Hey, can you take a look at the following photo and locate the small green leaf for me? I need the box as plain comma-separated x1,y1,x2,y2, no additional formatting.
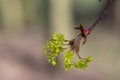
87,56,93,62
43,51,47,54
52,60,57,66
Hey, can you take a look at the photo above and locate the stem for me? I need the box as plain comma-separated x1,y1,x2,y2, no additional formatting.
88,0,113,31
76,53,81,60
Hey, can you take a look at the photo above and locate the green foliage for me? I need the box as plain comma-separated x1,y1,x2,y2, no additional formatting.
87,56,93,62
43,33,64,66
64,51,74,71
74,60,88,70
74,56,93,70
43,33,93,71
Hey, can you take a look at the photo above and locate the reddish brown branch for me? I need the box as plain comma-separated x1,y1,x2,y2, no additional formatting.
68,0,113,59
88,0,113,32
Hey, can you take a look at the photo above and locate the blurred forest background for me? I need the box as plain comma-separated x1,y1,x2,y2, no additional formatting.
0,0,120,80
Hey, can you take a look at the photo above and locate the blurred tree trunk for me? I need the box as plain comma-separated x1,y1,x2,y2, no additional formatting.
114,0,120,34
0,0,24,34
49,0,73,39
22,0,39,28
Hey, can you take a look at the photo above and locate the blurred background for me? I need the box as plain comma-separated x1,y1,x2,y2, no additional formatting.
0,0,120,80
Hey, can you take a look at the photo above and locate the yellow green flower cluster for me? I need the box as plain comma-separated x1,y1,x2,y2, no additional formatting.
43,33,93,71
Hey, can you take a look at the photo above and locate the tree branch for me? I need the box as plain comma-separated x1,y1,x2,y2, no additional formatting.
88,0,113,31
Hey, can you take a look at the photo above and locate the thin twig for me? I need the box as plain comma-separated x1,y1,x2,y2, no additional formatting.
88,0,113,31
